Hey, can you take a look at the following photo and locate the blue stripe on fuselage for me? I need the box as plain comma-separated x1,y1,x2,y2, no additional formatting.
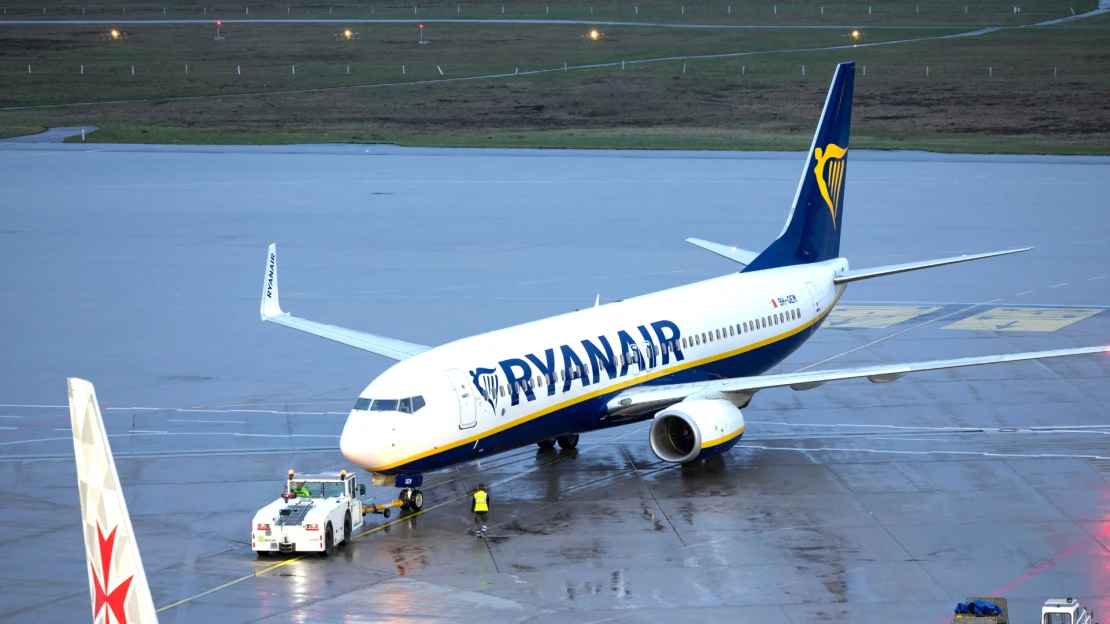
383,310,830,475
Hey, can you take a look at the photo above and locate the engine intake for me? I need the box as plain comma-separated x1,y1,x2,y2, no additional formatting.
648,399,745,464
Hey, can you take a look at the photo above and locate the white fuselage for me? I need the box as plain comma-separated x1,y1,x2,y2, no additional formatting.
339,259,848,475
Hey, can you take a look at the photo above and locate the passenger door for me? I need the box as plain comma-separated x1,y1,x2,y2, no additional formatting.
444,368,477,430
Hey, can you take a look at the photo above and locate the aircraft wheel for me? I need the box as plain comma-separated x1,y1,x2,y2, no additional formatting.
537,438,557,450
556,434,579,450
321,523,333,557
399,488,412,511
410,489,424,511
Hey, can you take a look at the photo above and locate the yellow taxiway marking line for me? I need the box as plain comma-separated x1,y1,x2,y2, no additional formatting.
156,556,305,613
155,440,599,614
826,305,941,329
942,307,1103,332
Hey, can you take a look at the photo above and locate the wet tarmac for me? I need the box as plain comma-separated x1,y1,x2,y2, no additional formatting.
0,143,1108,623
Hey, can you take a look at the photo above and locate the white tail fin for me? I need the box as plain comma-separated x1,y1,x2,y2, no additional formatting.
68,378,159,624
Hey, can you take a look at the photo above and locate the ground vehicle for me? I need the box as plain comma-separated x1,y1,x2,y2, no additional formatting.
953,596,1097,624
1042,598,1096,624
252,470,366,556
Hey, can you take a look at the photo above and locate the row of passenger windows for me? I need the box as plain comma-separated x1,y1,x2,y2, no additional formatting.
478,307,805,401
681,307,803,350
352,396,426,413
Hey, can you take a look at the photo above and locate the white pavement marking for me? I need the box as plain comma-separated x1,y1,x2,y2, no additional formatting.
1089,276,1108,281
1,431,340,448
0,426,16,430
0,404,348,415
0,415,24,418
748,444,1110,461
168,419,246,424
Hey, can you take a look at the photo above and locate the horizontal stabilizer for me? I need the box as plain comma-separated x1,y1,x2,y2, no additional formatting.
260,244,431,361
834,247,1032,284
686,238,760,268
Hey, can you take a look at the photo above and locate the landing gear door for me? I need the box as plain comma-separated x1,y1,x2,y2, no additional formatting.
445,368,477,429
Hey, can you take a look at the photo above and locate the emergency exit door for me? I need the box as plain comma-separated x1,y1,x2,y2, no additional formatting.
445,368,477,429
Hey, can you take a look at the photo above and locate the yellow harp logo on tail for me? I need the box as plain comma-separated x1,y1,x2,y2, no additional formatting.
813,143,847,228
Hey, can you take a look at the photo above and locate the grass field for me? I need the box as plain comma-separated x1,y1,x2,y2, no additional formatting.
1,2,1108,153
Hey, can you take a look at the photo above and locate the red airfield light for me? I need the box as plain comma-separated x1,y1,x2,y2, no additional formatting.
419,23,423,28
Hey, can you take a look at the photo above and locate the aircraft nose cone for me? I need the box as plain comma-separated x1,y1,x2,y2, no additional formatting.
340,411,382,470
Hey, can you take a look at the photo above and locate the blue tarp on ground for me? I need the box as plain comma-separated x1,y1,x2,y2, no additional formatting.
955,601,1004,616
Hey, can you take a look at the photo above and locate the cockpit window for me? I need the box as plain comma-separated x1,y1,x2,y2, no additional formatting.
355,396,426,413
371,399,399,411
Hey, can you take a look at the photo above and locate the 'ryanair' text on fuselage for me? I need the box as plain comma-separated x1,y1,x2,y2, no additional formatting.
472,320,684,409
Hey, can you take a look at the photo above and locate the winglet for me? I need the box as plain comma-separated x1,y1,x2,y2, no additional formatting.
594,294,600,308
261,243,285,319
68,378,159,624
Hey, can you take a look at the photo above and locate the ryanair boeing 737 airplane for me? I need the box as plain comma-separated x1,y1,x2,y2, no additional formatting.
259,62,1108,511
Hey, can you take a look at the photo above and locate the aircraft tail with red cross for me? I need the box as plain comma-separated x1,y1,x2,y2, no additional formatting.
68,378,159,624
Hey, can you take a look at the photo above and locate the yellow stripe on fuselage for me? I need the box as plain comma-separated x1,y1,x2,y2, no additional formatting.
368,287,845,472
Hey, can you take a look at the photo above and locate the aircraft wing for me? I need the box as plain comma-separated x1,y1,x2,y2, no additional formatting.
261,244,431,361
605,345,1109,417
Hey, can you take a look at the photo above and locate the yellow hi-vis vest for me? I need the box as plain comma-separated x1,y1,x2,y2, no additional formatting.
473,490,488,512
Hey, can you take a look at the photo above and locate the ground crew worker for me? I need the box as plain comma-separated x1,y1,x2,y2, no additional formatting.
294,483,310,497
472,483,489,538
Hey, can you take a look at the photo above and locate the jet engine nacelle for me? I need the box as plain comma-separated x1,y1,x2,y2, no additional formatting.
648,399,746,464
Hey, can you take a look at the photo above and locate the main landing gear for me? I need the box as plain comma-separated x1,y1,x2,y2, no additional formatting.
537,434,579,450
399,487,424,512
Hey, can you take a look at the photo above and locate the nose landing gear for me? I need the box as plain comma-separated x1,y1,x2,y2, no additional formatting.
399,487,424,511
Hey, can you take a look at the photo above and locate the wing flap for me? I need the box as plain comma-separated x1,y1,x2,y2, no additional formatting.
608,345,1108,416
260,244,431,361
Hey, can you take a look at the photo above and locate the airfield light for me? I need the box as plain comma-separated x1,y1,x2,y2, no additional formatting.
851,29,860,39
111,29,120,39
590,29,599,40
345,29,352,38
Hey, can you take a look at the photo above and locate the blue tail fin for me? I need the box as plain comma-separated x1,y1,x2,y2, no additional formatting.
744,62,854,272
